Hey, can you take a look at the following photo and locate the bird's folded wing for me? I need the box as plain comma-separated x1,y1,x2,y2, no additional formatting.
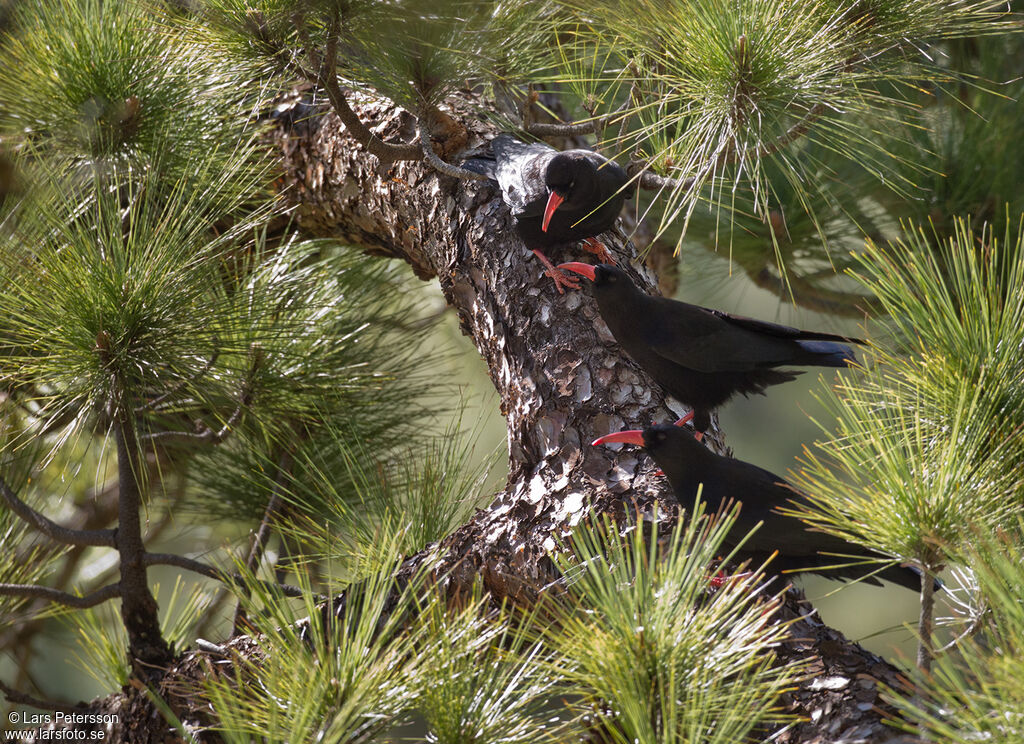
640,299,791,372
707,308,865,344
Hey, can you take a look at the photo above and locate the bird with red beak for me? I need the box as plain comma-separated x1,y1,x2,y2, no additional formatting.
559,262,863,434
462,135,631,293
592,424,936,591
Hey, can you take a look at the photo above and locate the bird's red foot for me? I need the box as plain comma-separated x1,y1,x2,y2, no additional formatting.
532,249,581,294
581,236,615,265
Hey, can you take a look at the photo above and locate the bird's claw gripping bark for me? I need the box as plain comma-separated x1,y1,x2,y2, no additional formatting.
581,236,615,265
532,249,581,294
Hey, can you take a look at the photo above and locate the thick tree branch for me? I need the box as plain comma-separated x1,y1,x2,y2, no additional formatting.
72,90,922,744
0,582,121,608
0,477,116,547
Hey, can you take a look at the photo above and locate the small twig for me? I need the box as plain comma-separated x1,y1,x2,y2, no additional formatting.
628,161,696,192
141,345,260,446
525,94,633,138
0,582,121,609
0,678,87,714
317,25,421,163
757,101,828,159
194,638,229,657
135,351,219,414
615,80,641,147
418,118,488,180
917,566,937,673
0,477,116,547
935,610,988,654
233,452,292,633
143,553,310,599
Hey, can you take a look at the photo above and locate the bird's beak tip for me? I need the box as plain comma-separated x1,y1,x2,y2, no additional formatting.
592,430,645,447
542,191,564,232
558,262,596,281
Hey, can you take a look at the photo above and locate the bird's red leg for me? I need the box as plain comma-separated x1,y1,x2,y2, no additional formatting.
672,410,703,442
708,570,753,589
673,411,694,427
581,236,616,265
531,249,581,294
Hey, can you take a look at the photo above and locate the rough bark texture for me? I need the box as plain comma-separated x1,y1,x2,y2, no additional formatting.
14,90,921,742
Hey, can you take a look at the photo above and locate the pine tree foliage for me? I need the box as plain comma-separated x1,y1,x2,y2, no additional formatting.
203,547,432,743
0,0,460,696
793,218,1024,559
545,508,801,744
791,217,1024,668
893,525,1024,743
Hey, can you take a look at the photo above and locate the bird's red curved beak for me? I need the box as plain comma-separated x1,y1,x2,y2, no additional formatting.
592,429,645,447
557,262,596,281
542,191,564,232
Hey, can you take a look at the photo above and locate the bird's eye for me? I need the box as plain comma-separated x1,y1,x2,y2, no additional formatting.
607,273,617,282
654,431,666,442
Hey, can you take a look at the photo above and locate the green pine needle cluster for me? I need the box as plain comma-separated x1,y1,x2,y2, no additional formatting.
200,508,797,743
547,0,1010,255
546,507,800,744
0,0,254,183
205,549,427,743
791,218,1024,575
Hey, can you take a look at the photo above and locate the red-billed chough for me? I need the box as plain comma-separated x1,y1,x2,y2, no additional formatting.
559,262,863,433
593,424,934,591
464,135,630,293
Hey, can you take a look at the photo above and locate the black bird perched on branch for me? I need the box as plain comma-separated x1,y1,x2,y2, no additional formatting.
593,424,933,591
464,135,630,293
559,262,863,434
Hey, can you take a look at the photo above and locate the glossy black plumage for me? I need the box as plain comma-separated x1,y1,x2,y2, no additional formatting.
464,135,630,291
602,425,929,591
562,263,863,432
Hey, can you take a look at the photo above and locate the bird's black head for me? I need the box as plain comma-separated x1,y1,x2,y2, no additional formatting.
641,424,698,455
544,153,596,198
591,263,629,288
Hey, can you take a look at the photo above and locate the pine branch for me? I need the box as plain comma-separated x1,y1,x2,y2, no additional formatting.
0,582,121,608
628,161,695,192
0,678,88,714
525,92,633,138
0,477,116,547
317,25,421,164
233,452,293,632
143,553,310,599
917,566,937,672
